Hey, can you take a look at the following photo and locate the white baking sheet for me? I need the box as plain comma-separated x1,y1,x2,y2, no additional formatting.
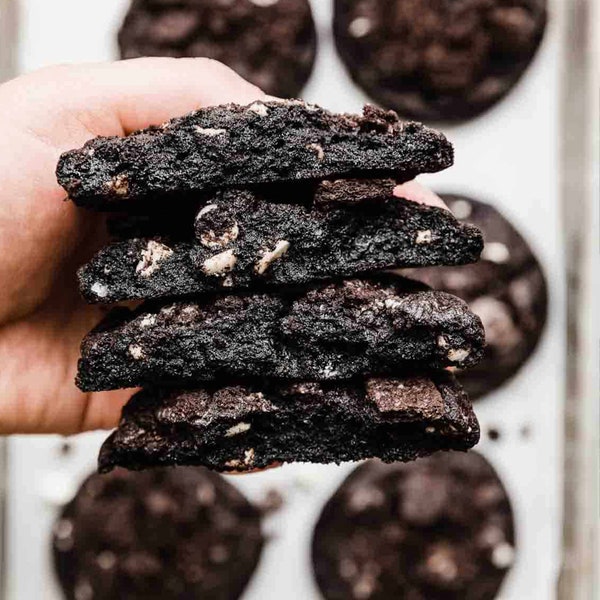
6,1,567,599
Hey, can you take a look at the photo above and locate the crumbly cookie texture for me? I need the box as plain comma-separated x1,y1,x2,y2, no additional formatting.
312,451,515,600
56,101,453,208
53,468,263,600
79,184,483,303
98,371,480,473
76,276,485,391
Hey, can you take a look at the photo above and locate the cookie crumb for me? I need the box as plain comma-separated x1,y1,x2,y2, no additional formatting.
482,242,510,264
255,240,290,275
108,173,129,197
197,204,218,219
96,551,117,571
244,448,256,465
225,422,251,438
203,249,237,276
248,102,269,116
491,542,515,569
450,199,472,219
348,17,372,38
139,314,157,328
447,348,470,362
416,230,432,244
200,222,240,249
306,143,325,160
135,240,173,278
91,282,108,299
128,344,145,360
195,127,227,137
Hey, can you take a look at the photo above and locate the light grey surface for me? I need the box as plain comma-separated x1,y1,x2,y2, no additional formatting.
5,0,573,599
558,1,599,598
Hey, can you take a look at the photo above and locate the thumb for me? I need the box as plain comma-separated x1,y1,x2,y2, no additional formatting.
1,57,267,150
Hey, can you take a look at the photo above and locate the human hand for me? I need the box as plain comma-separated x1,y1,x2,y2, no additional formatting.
0,58,447,434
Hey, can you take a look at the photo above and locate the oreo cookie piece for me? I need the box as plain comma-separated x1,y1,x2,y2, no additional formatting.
76,276,485,391
333,0,547,121
405,194,548,399
56,101,453,209
98,372,480,473
118,0,317,99
312,452,515,600
80,182,483,304
52,468,263,600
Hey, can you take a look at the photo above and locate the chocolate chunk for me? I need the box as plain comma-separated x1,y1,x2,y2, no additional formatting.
119,0,317,99
404,194,548,399
56,101,453,209
333,0,547,121
312,452,515,599
98,371,479,473
53,468,263,600
80,183,483,303
76,276,485,391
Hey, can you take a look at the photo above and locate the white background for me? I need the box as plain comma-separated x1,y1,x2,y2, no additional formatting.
6,1,566,598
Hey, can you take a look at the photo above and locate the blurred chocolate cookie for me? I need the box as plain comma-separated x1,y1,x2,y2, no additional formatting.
52,468,263,600
406,193,548,399
119,0,317,98
312,452,515,600
333,0,547,121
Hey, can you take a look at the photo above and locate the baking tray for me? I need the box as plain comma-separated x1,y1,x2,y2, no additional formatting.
1,0,595,598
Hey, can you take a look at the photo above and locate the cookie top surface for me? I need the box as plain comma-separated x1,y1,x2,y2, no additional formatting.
334,0,547,121
312,452,515,600
405,193,548,399
52,467,263,600
119,0,317,98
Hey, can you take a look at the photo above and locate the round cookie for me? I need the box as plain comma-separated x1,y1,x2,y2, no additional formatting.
52,468,263,600
312,452,515,600
118,0,317,99
333,0,547,121
406,193,548,400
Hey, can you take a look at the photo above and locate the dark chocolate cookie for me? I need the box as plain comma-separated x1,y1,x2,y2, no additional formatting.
52,467,263,600
56,101,453,209
99,372,480,473
405,193,548,399
80,181,483,303
333,0,547,121
118,0,317,99
312,452,515,600
76,276,486,391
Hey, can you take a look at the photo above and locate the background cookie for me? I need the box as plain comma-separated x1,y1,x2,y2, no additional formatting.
52,468,263,600
333,0,547,121
312,452,515,600
405,193,548,400
119,0,317,98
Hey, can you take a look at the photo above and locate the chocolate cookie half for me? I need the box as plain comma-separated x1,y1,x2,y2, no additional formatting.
312,452,515,600
80,182,483,303
333,0,547,121
118,0,317,98
52,468,263,600
56,101,453,209
98,371,479,473
76,276,485,391
405,193,548,399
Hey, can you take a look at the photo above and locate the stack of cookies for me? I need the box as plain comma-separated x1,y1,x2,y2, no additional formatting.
57,100,486,473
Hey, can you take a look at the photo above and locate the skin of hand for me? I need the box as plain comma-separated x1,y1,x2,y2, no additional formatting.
0,57,447,435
